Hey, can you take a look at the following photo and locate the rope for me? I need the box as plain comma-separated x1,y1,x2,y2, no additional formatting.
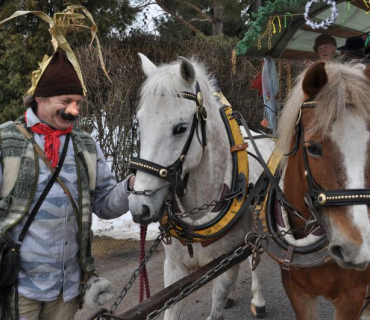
139,225,151,303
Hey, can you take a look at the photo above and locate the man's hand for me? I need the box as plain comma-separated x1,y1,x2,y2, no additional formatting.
83,276,116,309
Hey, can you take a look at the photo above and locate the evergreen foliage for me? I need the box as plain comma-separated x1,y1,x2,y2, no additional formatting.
0,0,135,122
235,0,305,56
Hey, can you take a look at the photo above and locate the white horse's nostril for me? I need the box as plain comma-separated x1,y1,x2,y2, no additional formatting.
142,205,151,221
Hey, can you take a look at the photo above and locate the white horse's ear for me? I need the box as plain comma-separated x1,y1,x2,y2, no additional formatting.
179,57,195,86
138,53,157,77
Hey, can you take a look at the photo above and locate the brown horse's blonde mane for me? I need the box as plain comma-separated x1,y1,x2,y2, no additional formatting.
277,62,370,159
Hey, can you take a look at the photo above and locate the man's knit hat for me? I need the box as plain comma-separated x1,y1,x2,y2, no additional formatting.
313,34,337,52
34,49,83,97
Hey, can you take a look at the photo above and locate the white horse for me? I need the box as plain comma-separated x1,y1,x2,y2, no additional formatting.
129,53,275,320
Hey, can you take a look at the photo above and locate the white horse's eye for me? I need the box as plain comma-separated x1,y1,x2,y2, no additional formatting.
173,123,188,135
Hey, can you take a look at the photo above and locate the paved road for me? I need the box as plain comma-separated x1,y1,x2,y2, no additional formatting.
75,236,334,320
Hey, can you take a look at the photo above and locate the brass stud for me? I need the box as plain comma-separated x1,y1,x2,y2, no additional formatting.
180,155,186,162
159,169,168,178
318,193,327,205
304,171,308,177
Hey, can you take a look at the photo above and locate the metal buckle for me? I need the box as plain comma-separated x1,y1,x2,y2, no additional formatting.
282,259,291,270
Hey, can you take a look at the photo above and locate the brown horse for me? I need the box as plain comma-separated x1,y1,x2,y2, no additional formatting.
276,61,370,320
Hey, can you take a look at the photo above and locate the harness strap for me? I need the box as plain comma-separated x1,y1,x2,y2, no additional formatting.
230,142,248,153
282,245,295,270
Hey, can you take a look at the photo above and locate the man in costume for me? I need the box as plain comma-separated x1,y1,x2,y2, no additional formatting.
0,8,135,320
313,34,337,62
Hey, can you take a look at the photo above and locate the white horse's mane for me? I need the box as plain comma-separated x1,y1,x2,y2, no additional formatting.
277,62,370,156
138,58,220,114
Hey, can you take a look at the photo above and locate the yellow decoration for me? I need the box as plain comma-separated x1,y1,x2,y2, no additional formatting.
0,6,111,96
271,16,282,34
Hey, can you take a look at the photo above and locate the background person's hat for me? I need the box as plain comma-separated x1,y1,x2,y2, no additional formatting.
337,36,365,51
313,34,337,52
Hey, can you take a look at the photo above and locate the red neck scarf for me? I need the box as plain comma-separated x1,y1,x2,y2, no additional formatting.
26,113,73,168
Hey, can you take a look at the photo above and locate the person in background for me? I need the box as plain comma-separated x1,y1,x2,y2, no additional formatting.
337,35,368,62
313,34,337,62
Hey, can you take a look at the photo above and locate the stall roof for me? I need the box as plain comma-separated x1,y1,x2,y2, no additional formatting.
242,0,370,60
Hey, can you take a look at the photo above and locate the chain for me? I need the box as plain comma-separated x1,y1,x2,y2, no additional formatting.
131,183,171,196
145,243,252,320
257,19,273,51
109,228,167,315
172,189,243,218
144,222,297,320
231,49,237,76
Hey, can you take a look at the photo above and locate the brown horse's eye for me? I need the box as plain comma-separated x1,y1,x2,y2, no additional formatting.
307,144,322,156
173,123,188,135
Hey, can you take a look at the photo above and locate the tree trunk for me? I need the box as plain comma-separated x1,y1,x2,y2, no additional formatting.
250,0,261,13
213,0,224,36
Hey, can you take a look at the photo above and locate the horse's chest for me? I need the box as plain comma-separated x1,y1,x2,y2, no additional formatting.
165,242,219,269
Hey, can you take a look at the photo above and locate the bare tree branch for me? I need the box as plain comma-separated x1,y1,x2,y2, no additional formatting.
176,0,214,23
133,1,157,11
155,0,203,35
189,18,212,23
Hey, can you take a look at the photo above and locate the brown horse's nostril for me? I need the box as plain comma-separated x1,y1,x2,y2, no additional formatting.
330,245,344,261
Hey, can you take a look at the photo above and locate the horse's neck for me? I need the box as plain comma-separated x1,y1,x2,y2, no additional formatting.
181,122,232,218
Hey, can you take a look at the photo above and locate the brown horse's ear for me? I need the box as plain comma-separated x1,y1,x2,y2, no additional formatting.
364,65,370,81
302,62,328,98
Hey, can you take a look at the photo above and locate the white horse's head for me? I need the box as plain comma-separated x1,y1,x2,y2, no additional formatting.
129,53,225,225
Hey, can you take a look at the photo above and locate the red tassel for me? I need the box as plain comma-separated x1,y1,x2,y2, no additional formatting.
139,225,151,303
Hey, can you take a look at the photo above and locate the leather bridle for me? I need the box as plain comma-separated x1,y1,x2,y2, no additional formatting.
293,99,370,225
129,81,207,198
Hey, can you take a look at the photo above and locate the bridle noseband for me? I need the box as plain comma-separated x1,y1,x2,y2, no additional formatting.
129,81,207,198
294,99,370,222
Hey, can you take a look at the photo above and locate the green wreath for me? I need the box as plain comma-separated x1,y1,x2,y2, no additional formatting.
236,0,306,56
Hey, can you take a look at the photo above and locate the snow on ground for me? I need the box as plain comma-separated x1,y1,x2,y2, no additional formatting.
92,213,160,240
